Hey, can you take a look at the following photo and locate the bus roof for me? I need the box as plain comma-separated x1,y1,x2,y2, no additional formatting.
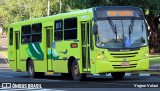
9,8,92,27
93,6,142,10
9,6,142,27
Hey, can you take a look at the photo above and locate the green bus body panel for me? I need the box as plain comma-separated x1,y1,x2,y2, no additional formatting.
20,61,26,71
28,43,44,60
7,7,149,75
8,28,16,71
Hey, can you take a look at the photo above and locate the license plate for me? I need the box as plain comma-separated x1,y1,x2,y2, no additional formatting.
121,62,130,66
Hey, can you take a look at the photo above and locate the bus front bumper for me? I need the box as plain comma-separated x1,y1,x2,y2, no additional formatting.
95,59,149,74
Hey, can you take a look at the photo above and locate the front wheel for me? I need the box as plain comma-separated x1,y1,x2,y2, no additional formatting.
71,61,86,81
111,72,125,80
27,60,44,78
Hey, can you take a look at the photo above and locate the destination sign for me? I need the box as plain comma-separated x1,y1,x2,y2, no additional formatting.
95,9,143,19
107,10,133,17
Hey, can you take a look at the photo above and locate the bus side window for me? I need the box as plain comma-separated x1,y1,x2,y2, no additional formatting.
22,35,30,43
21,25,31,44
32,23,42,43
64,18,77,40
54,20,63,41
10,28,13,45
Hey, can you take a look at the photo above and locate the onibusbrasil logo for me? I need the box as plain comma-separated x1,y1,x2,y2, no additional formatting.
1,83,42,89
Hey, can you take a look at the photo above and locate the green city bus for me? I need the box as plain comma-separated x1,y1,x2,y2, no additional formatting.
8,6,149,81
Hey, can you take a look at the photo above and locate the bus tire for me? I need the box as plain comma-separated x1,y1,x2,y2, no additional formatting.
71,60,86,81
111,72,125,80
27,60,44,78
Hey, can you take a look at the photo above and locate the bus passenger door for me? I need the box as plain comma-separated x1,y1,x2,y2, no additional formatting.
46,27,53,71
81,21,91,72
15,31,20,70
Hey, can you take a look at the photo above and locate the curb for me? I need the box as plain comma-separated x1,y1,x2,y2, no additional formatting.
130,70,160,76
92,73,160,77
130,73,160,76
130,73,151,76
92,73,157,77
149,68,160,71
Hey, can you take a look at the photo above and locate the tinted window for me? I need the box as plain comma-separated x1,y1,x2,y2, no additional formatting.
32,23,42,42
54,20,63,41
9,28,13,45
22,25,31,35
64,18,77,40
21,25,31,44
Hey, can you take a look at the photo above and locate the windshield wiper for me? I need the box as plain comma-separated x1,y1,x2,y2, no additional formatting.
141,21,146,43
128,18,135,40
108,18,117,40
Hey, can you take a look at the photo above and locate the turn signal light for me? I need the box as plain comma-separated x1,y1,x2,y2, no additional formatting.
98,53,101,60
70,43,78,48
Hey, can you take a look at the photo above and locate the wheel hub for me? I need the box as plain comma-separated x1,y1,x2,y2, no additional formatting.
73,65,79,76
29,65,33,75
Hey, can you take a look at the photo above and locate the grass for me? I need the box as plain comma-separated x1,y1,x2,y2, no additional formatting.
149,56,160,65
149,55,160,58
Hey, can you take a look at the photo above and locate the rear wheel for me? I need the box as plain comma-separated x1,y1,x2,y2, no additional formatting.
27,60,44,78
71,61,86,81
111,72,125,80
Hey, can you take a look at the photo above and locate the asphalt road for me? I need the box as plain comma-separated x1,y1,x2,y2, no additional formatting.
0,69,160,91
0,52,160,90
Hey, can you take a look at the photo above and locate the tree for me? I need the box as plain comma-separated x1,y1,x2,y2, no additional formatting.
0,0,47,32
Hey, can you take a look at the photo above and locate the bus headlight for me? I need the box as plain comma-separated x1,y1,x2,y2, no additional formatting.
98,53,101,60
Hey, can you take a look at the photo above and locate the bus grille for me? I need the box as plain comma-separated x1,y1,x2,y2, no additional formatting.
110,52,138,58
112,64,137,69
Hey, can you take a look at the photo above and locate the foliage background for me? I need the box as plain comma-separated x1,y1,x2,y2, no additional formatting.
1,0,160,53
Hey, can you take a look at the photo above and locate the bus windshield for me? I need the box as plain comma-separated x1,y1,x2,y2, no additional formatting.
96,19,147,49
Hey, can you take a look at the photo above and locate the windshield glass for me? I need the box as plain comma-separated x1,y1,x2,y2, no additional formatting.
96,19,147,49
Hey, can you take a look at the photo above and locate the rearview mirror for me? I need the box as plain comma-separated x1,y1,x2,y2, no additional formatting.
93,24,98,35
